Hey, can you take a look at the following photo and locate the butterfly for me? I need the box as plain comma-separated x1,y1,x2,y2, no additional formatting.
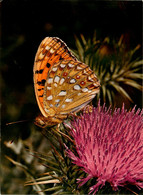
34,37,100,128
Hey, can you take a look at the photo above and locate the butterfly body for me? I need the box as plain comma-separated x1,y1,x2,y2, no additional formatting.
34,37,100,128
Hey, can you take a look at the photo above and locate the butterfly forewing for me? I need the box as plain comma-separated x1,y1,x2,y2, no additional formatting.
34,37,100,127
34,37,77,117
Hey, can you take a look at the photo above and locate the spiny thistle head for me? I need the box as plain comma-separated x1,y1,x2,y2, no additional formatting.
74,34,143,105
66,103,143,194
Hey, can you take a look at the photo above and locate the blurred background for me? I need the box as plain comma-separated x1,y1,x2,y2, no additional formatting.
1,0,142,194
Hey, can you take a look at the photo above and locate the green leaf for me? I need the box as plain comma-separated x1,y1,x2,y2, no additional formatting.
123,81,142,91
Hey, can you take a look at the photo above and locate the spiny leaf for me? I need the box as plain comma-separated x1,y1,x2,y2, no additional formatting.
25,179,60,186
74,35,84,61
126,73,143,79
5,155,44,195
44,186,63,192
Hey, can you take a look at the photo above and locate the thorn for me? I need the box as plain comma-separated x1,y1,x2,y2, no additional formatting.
6,119,31,126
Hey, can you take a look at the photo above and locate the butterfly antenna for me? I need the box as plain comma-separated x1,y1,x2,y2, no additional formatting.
6,119,32,126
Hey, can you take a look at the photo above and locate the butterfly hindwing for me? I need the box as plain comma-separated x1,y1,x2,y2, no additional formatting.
44,60,100,115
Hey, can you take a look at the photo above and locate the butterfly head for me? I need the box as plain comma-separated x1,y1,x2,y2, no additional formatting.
34,114,63,128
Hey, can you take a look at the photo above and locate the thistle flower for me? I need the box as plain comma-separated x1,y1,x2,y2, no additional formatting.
65,103,143,194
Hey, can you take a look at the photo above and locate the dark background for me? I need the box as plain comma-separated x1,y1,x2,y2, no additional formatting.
2,0,142,125
1,0,142,194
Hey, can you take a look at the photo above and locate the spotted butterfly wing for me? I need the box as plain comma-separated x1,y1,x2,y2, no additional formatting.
34,37,100,127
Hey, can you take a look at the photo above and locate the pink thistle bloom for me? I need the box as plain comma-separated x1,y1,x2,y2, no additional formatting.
65,103,143,194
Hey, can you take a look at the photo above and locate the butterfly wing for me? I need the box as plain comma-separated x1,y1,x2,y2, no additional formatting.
44,59,100,117
33,37,77,117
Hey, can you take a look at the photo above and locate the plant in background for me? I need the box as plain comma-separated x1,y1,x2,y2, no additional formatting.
25,126,88,194
73,34,143,105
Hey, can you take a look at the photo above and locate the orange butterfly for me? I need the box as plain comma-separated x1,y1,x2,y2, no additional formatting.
34,37,100,128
